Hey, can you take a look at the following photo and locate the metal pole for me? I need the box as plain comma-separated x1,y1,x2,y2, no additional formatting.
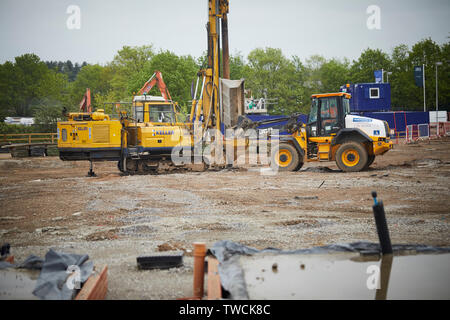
221,13,230,79
423,64,426,112
436,63,438,125
435,62,443,134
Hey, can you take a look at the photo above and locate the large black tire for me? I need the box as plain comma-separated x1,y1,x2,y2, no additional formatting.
294,160,304,171
335,142,368,172
271,143,302,172
365,155,375,169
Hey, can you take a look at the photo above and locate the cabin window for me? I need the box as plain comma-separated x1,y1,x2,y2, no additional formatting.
133,105,144,122
369,88,380,99
61,129,67,142
343,98,351,115
320,97,339,135
148,104,175,123
309,99,318,123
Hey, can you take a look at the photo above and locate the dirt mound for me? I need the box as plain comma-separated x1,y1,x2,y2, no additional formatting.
158,242,191,256
274,219,321,228
85,229,119,241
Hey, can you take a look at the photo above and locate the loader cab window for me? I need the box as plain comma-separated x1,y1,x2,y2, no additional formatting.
320,97,340,136
309,99,318,123
343,98,350,116
307,98,319,137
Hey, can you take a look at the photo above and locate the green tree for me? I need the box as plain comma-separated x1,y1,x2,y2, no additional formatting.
46,60,86,82
319,58,351,93
70,64,113,111
298,55,351,110
33,98,65,132
408,38,443,111
438,41,450,110
109,45,155,100
300,55,327,109
302,55,351,92
303,55,327,89
243,47,304,114
0,54,67,118
0,61,15,121
0,122,36,134
129,50,199,109
388,44,418,110
229,53,246,80
93,91,124,115
350,48,392,84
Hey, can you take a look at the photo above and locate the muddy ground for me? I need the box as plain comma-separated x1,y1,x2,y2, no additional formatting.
0,138,449,299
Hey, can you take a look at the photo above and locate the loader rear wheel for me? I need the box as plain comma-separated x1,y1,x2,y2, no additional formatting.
335,142,368,172
272,143,302,172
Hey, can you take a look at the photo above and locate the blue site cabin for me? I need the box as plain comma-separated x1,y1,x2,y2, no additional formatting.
340,82,429,136
340,83,391,113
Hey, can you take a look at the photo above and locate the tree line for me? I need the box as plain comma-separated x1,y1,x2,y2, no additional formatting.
45,60,88,82
0,38,448,133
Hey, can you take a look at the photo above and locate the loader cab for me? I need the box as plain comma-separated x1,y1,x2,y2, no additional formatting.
132,95,177,124
307,93,351,137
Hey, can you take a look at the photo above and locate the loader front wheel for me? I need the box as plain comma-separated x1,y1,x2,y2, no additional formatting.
365,155,375,169
336,142,368,172
272,143,302,172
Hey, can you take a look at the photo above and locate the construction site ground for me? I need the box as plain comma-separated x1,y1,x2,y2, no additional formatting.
1,137,449,299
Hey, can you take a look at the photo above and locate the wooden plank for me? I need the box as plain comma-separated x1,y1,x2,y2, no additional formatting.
1,133,56,145
6,133,56,136
75,265,108,300
207,257,222,300
5,138,30,142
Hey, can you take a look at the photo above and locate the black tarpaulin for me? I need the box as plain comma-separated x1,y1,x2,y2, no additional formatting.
0,249,94,300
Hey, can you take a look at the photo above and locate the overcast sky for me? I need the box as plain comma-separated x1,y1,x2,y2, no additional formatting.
0,0,449,65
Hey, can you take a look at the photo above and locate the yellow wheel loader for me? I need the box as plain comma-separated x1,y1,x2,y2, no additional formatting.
268,92,393,172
